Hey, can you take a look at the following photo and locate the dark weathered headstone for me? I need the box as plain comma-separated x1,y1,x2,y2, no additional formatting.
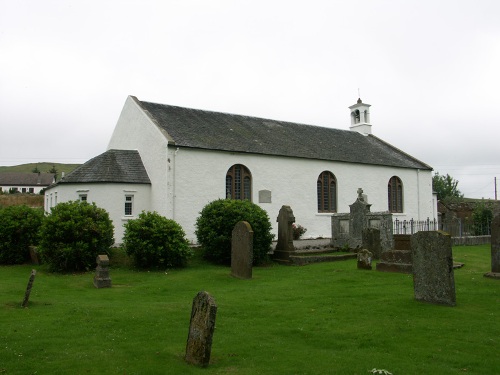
350,192,371,242
93,254,111,288
29,246,41,265
411,231,456,306
485,214,500,279
231,221,253,279
185,291,217,367
21,269,36,308
357,249,373,270
362,228,382,259
273,205,296,261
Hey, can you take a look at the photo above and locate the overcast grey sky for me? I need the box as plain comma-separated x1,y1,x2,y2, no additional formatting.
1,0,499,199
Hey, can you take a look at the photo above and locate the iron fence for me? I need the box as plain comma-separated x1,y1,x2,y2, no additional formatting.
392,218,491,237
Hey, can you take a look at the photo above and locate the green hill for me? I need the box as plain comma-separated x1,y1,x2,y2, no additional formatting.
0,163,81,180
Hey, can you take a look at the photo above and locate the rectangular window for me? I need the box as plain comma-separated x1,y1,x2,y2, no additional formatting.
29,188,34,193
125,195,133,216
79,194,87,202
22,188,27,193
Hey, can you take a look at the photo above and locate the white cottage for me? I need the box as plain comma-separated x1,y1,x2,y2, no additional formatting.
45,96,436,243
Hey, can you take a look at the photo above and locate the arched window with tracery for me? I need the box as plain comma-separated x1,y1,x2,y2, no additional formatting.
388,176,403,213
317,171,337,212
226,164,252,201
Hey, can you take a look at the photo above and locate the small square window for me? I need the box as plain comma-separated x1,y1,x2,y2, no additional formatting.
79,194,87,202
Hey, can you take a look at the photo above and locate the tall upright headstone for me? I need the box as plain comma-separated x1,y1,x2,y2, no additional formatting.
273,205,296,261
411,231,456,306
185,291,217,367
231,221,253,279
485,214,500,279
362,228,382,259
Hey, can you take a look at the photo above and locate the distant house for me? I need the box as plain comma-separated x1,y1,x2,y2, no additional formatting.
45,96,437,243
0,172,55,194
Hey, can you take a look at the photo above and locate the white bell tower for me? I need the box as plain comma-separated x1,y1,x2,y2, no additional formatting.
349,98,372,135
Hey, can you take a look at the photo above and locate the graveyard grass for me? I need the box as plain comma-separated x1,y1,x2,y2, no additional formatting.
1,245,498,375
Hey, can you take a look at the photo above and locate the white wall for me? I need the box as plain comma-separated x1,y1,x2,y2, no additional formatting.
107,96,170,216
44,183,151,242
169,147,436,242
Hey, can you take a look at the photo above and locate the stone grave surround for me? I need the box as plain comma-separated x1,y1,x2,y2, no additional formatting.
231,221,254,279
331,190,393,252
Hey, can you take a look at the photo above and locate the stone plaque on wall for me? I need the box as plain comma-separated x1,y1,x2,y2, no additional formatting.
258,190,272,203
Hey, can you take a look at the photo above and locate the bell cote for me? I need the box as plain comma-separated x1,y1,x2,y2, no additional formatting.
349,98,372,135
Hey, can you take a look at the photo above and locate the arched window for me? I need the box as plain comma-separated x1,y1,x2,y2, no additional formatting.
226,164,252,201
317,171,337,212
388,176,403,213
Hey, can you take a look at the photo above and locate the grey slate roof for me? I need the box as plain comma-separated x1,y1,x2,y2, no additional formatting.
136,97,432,170
0,172,55,186
58,149,151,184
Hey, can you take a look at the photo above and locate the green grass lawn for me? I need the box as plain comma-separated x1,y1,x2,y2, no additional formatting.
1,245,498,375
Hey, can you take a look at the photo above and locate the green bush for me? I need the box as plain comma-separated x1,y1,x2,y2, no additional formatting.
195,199,274,265
38,201,114,272
0,205,44,264
123,211,192,269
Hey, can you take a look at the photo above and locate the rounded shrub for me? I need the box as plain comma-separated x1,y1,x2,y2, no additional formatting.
38,201,114,272
123,211,192,269
0,205,44,265
195,199,274,265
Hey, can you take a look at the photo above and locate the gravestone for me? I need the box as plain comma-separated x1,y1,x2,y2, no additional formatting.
411,231,456,306
231,221,253,279
273,205,296,261
350,190,372,243
485,214,500,279
21,269,36,308
29,246,41,265
93,255,112,288
362,228,382,259
185,291,217,367
357,249,373,270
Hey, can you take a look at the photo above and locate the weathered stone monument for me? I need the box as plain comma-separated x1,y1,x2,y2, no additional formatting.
29,246,41,265
485,214,500,279
362,228,382,259
93,254,111,288
185,291,217,367
273,205,296,261
231,221,253,279
21,269,36,308
357,249,373,270
331,189,393,252
411,231,456,306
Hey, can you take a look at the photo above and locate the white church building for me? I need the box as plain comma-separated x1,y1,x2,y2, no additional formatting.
45,96,437,243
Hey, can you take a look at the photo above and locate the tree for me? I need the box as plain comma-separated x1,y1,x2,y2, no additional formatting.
432,172,463,201
48,165,58,181
32,165,40,173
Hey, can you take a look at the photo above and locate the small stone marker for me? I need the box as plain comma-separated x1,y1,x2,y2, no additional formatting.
231,221,253,279
357,249,373,270
411,231,456,306
185,291,217,367
22,269,36,308
93,254,111,288
485,214,500,279
273,205,296,261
